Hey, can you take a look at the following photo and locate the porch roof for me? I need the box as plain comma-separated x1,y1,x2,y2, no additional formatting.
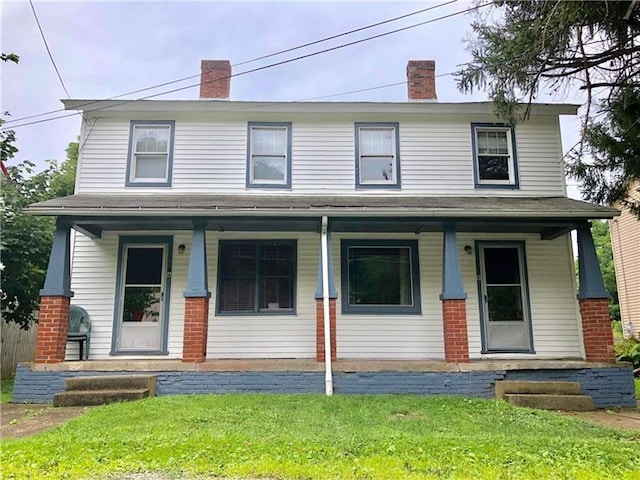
28,194,617,218
28,195,618,239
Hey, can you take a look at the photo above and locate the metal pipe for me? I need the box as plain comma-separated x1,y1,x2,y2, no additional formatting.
321,215,333,396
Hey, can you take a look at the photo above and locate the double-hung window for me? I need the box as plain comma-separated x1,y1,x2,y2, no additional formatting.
247,122,292,188
355,123,400,188
341,240,421,314
471,123,518,188
126,121,175,187
217,240,296,315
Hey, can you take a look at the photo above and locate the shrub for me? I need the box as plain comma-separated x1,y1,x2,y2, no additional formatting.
615,337,640,371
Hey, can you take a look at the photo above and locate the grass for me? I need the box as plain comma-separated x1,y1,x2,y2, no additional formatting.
1,378,14,403
1,395,639,479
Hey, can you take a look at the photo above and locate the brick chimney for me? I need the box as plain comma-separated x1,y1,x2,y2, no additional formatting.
406,60,437,101
199,60,231,99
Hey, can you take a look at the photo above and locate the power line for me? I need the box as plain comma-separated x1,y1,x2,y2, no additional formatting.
4,0,457,126
28,0,70,99
5,1,491,130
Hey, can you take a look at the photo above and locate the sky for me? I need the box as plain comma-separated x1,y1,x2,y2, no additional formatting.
1,0,585,197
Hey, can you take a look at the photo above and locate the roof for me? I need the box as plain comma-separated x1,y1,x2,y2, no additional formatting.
62,99,579,117
28,194,618,219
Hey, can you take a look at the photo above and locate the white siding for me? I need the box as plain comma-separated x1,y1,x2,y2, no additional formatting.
70,230,582,361
207,232,317,359
76,113,566,196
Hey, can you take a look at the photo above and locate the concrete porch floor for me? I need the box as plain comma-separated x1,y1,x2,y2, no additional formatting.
28,358,624,373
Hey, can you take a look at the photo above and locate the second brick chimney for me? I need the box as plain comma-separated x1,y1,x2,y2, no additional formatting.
200,60,231,99
406,60,437,101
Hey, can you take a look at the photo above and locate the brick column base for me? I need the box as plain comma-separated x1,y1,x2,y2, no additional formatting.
316,299,336,362
34,296,71,363
442,299,470,363
182,297,210,363
579,298,615,362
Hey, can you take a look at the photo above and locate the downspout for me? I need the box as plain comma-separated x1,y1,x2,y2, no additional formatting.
321,215,333,396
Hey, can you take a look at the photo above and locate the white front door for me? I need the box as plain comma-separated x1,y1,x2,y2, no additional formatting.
478,243,533,353
116,242,170,352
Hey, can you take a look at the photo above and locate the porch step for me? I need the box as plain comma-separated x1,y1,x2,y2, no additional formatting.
53,388,150,407
495,380,581,399
65,375,156,395
503,393,595,411
53,375,157,407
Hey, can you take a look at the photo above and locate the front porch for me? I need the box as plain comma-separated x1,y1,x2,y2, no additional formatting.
13,359,636,407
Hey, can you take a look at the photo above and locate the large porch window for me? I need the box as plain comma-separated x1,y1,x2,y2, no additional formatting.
217,240,296,315
341,240,421,314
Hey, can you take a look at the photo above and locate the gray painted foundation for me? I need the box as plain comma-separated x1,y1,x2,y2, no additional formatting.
13,363,636,407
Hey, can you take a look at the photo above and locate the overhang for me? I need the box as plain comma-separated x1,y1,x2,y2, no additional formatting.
27,194,618,240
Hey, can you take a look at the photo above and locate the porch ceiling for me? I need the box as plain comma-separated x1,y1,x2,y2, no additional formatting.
27,194,618,240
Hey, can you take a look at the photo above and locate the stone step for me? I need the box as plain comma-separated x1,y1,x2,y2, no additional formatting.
53,388,150,407
65,375,156,395
495,380,581,399
503,393,595,411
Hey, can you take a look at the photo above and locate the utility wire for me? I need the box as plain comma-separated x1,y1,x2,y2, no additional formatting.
5,0,457,126
28,0,71,99
5,1,491,130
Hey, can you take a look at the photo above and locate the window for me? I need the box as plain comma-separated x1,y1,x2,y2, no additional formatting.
217,240,296,314
471,123,519,188
247,122,292,188
355,123,401,188
126,121,175,187
341,240,420,314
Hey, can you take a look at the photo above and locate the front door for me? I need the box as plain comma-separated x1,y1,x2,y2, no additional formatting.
478,242,533,353
114,239,172,353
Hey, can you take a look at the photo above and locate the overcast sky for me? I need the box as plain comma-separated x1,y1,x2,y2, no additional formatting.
2,0,584,196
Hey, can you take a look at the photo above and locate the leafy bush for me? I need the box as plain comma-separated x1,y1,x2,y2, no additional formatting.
615,337,640,370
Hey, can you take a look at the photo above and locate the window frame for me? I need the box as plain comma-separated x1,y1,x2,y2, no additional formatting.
340,239,421,315
215,239,297,316
246,122,292,189
125,120,175,187
471,123,519,189
355,122,401,189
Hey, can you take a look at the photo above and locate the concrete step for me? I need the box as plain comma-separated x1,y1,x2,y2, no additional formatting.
53,388,150,407
503,393,595,411
65,375,156,395
495,380,581,399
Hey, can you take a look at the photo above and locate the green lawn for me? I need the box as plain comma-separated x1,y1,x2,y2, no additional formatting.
1,378,13,403
2,395,639,479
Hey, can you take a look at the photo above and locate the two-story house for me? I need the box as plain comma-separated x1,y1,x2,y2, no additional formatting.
14,60,636,407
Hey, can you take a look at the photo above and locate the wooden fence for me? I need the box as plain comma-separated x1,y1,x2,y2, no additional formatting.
1,321,38,378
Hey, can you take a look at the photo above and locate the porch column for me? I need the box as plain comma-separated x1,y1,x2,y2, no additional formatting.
440,226,469,363
182,221,211,363
576,224,614,362
315,230,337,362
35,219,74,363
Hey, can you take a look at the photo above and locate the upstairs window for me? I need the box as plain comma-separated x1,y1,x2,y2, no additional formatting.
126,121,175,187
471,123,519,188
355,123,401,188
247,122,292,188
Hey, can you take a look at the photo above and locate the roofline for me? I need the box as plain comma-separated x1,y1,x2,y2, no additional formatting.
62,99,580,116
26,205,618,219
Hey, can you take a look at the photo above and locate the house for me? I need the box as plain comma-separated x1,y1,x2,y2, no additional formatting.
610,186,640,339
14,60,636,407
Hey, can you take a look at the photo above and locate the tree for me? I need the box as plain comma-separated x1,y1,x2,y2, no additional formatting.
1,143,78,329
457,1,640,214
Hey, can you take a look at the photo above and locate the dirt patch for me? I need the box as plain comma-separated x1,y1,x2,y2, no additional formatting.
1,403,90,439
559,403,640,432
